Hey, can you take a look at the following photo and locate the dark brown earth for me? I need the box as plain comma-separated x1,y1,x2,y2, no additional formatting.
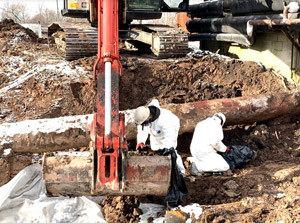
1,19,300,222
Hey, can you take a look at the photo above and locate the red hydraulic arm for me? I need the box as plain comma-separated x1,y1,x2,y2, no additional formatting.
90,0,125,193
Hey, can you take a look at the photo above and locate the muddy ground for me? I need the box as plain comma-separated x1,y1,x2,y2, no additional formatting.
1,19,300,222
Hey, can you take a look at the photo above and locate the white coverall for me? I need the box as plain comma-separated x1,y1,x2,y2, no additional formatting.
137,99,186,175
190,116,230,172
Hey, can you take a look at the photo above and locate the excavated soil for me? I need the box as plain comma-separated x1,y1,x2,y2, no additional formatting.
1,19,300,222
100,196,142,223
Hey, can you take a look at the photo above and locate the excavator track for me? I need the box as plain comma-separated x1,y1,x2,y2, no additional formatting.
48,23,189,60
48,22,97,61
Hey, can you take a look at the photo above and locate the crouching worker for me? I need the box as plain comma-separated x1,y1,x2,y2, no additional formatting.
189,113,230,175
134,99,187,208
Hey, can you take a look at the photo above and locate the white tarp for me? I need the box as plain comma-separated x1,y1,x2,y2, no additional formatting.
0,164,106,223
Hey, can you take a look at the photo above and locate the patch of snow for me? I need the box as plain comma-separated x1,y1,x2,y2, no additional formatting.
9,31,32,46
0,114,94,146
1,56,25,69
0,57,89,96
22,50,35,56
176,203,203,222
55,151,91,157
35,59,87,77
186,49,233,61
275,193,285,199
3,149,12,156
139,203,165,223
0,69,38,95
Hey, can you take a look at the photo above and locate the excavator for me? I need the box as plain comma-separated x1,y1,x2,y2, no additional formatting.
48,0,190,60
42,0,175,197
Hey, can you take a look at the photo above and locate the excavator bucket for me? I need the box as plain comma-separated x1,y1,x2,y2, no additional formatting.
42,152,171,196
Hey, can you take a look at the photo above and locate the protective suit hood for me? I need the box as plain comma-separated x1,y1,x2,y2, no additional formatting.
213,113,226,126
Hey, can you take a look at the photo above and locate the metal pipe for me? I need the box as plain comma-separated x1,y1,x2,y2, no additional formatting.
105,61,112,135
189,1,223,18
188,33,254,47
229,0,287,16
189,0,294,17
186,14,284,34
248,18,300,26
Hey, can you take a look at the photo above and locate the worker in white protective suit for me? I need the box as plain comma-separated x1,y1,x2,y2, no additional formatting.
134,99,186,176
189,113,230,175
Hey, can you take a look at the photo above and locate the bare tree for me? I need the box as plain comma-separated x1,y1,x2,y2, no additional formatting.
1,1,30,23
28,1,63,25
29,8,58,25
37,2,44,17
1,0,82,25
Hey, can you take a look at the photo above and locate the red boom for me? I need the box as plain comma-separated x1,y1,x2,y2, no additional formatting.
91,0,124,193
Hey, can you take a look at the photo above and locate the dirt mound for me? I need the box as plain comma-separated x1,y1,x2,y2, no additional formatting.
68,52,296,113
120,52,295,109
101,196,142,223
0,19,38,41
0,19,38,55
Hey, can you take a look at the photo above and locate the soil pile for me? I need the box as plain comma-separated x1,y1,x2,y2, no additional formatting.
120,52,294,109
101,196,142,223
1,20,300,222
0,19,38,56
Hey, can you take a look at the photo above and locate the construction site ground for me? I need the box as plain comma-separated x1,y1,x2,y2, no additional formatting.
1,19,300,222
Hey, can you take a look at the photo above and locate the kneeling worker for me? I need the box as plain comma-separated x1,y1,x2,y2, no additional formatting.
134,99,186,176
189,113,230,175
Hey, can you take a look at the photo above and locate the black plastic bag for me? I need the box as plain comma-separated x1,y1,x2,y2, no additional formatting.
220,145,255,171
157,148,188,208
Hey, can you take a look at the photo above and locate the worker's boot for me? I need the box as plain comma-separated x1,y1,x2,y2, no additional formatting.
223,169,233,176
190,162,203,176
212,172,223,176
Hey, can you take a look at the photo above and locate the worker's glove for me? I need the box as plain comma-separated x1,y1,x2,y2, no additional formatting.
136,142,144,150
225,147,230,152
